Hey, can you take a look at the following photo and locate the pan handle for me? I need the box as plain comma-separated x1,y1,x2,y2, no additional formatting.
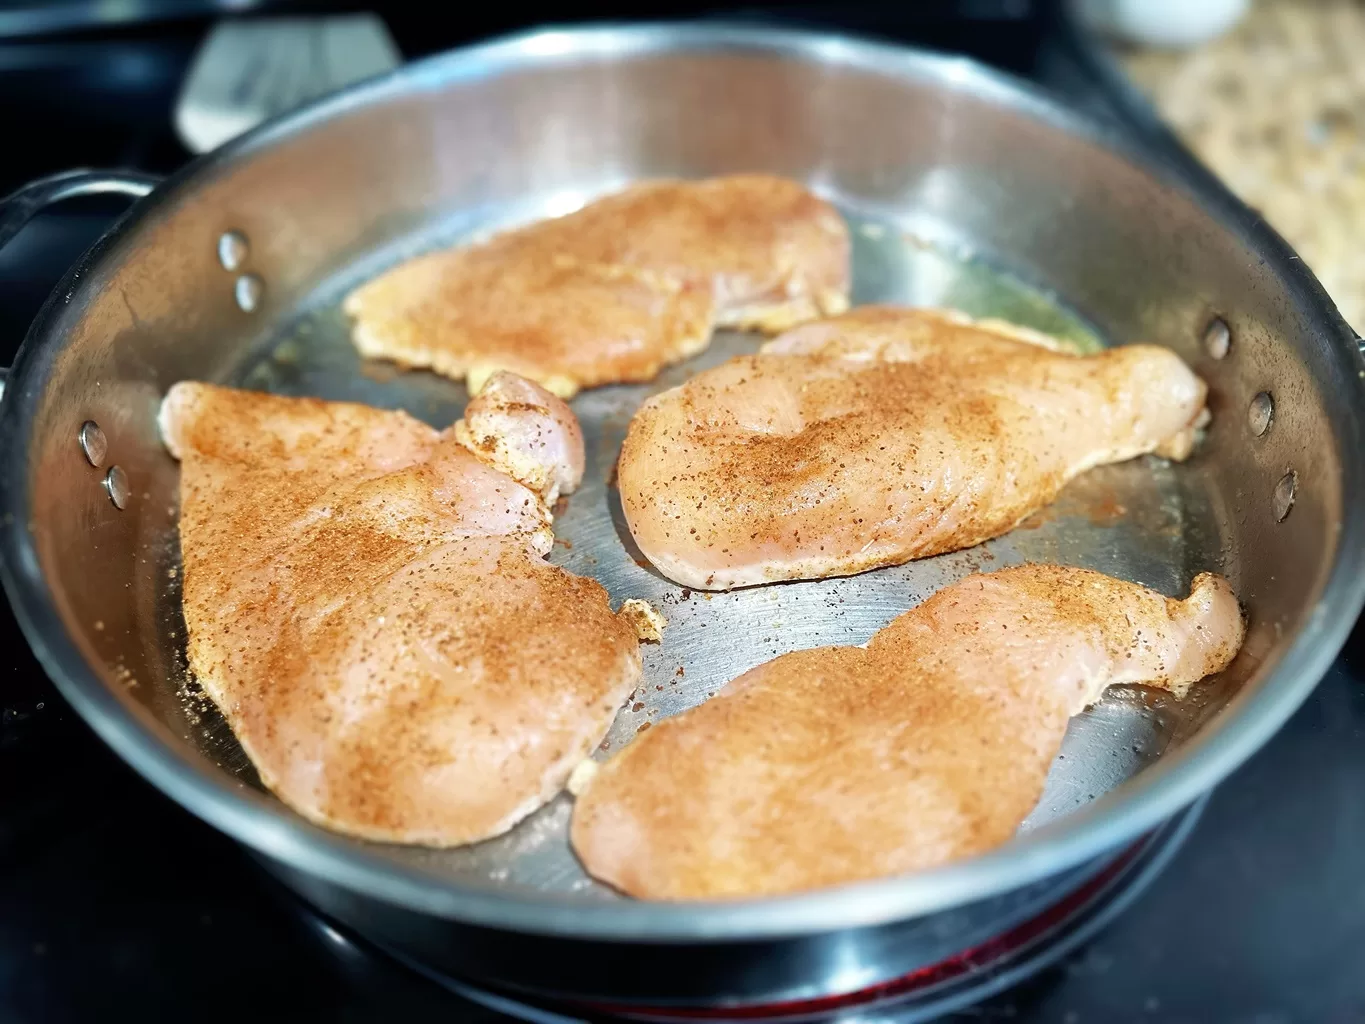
0,169,161,401
0,169,160,250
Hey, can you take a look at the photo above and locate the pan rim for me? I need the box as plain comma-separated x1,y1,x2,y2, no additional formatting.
4,21,1364,942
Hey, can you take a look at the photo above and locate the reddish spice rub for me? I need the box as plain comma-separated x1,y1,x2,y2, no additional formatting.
570,565,1244,900
525,174,851,333
160,379,645,846
343,174,851,398
617,306,1210,590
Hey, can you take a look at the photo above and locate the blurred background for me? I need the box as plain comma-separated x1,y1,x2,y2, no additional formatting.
3,3,1364,1022
4,0,1362,337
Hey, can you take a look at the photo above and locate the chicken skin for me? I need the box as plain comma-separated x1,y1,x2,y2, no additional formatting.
570,565,1244,900
160,376,645,846
618,306,1209,590
343,174,850,398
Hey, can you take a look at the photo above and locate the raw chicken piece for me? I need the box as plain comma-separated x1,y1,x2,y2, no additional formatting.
161,379,645,846
618,306,1209,590
343,175,851,397
531,174,851,332
345,234,716,400
454,370,585,505
571,565,1244,900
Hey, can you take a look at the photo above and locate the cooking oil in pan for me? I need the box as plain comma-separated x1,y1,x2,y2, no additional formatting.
241,211,1104,410
846,215,1103,353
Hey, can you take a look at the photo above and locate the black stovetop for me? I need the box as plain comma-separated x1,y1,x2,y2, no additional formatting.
3,5,1365,1022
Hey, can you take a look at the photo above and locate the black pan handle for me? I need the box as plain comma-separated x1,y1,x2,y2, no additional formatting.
0,169,161,400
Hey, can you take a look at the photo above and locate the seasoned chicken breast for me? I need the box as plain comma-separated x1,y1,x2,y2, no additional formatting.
343,174,851,398
618,306,1210,590
160,377,646,846
571,565,1244,900
345,234,716,400
530,174,851,332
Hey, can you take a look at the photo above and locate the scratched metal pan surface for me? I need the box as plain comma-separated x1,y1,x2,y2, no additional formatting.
2,25,1364,943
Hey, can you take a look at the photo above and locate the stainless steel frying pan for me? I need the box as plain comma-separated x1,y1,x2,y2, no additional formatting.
2,24,1362,1015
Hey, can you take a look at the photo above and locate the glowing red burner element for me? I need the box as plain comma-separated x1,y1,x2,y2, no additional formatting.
575,841,1146,1023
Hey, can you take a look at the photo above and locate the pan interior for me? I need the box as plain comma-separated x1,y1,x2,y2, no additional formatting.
147,193,1226,902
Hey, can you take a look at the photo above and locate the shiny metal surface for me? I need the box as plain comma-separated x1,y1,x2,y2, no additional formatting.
0,170,160,251
233,273,264,312
370,802,1207,1016
217,230,249,272
1249,391,1274,437
1274,472,1298,523
1,24,1364,1001
1202,316,1231,360
270,824,1136,1008
77,420,107,468
102,465,130,510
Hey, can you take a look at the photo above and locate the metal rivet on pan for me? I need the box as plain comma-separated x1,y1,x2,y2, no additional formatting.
78,420,107,467
1203,317,1231,359
1248,391,1274,436
217,230,249,271
234,273,264,313
1274,471,1297,522
103,465,130,510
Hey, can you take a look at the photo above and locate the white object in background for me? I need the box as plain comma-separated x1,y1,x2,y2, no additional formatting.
1074,0,1250,50
174,14,401,154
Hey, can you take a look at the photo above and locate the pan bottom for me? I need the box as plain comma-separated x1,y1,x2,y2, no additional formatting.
280,798,1204,1023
